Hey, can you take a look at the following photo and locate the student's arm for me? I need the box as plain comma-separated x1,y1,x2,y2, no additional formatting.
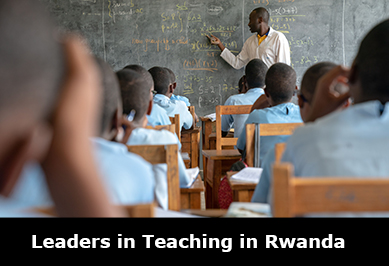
41,37,125,217
305,65,351,122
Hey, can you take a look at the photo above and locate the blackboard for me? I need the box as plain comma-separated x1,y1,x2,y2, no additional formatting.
40,0,389,117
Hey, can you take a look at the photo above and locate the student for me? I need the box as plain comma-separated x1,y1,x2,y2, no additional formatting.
149,66,194,131
236,63,302,163
11,58,156,208
166,67,200,125
281,19,389,179
207,7,290,69
222,59,268,138
165,67,191,106
124,65,171,127
0,0,122,217
116,68,192,210
251,62,342,203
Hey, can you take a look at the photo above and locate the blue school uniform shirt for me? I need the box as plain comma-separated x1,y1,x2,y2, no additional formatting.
153,94,193,130
126,127,191,210
265,101,389,217
237,102,302,164
147,103,171,126
222,87,264,138
251,147,275,203
171,94,190,106
282,100,389,177
10,138,155,207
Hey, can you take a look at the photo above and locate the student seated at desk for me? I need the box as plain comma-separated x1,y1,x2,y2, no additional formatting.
251,61,350,203
237,63,302,163
0,0,122,217
166,67,199,124
222,59,268,138
11,58,156,208
149,66,193,131
281,19,389,179
165,67,191,106
116,68,191,210
123,65,171,127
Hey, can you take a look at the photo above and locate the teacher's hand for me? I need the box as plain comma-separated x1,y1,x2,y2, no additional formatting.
206,34,220,45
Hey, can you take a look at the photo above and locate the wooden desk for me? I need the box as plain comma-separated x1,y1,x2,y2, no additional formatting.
202,149,242,209
200,117,215,151
181,126,201,168
226,172,257,202
180,175,204,209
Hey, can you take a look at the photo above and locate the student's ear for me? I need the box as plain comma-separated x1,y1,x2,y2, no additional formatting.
0,123,52,197
147,99,153,116
172,82,177,91
293,85,298,96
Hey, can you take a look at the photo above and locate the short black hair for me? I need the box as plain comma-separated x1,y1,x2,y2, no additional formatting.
124,64,154,92
116,69,151,122
95,58,121,136
245,59,268,89
165,67,176,84
252,7,269,24
148,66,171,95
354,19,389,102
301,62,337,103
0,0,64,121
265,63,296,105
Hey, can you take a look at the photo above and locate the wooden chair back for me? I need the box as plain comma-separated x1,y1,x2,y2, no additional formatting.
274,142,287,163
273,162,389,217
146,124,176,135
169,114,181,142
188,106,196,126
127,144,180,211
215,105,252,150
245,123,303,167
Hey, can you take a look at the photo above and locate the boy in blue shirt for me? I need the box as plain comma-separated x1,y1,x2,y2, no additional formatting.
237,63,302,164
222,59,268,138
149,67,194,131
12,59,156,208
124,65,172,127
116,68,192,210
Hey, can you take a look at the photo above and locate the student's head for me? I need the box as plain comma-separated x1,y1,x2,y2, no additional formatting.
299,62,350,122
95,58,122,141
245,59,268,89
248,7,269,33
116,69,153,127
124,64,154,95
238,75,248,94
264,63,297,106
0,0,64,191
299,62,337,121
148,66,173,98
349,19,389,105
165,67,177,92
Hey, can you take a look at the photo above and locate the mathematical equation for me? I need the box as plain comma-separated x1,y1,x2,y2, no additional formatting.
131,37,189,52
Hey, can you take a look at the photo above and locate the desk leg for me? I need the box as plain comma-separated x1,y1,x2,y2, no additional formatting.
205,159,222,209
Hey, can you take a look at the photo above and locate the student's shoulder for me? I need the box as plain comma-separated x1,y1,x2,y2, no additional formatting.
128,127,179,145
92,137,152,168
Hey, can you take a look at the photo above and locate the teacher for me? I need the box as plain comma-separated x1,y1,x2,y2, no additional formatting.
207,7,291,69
